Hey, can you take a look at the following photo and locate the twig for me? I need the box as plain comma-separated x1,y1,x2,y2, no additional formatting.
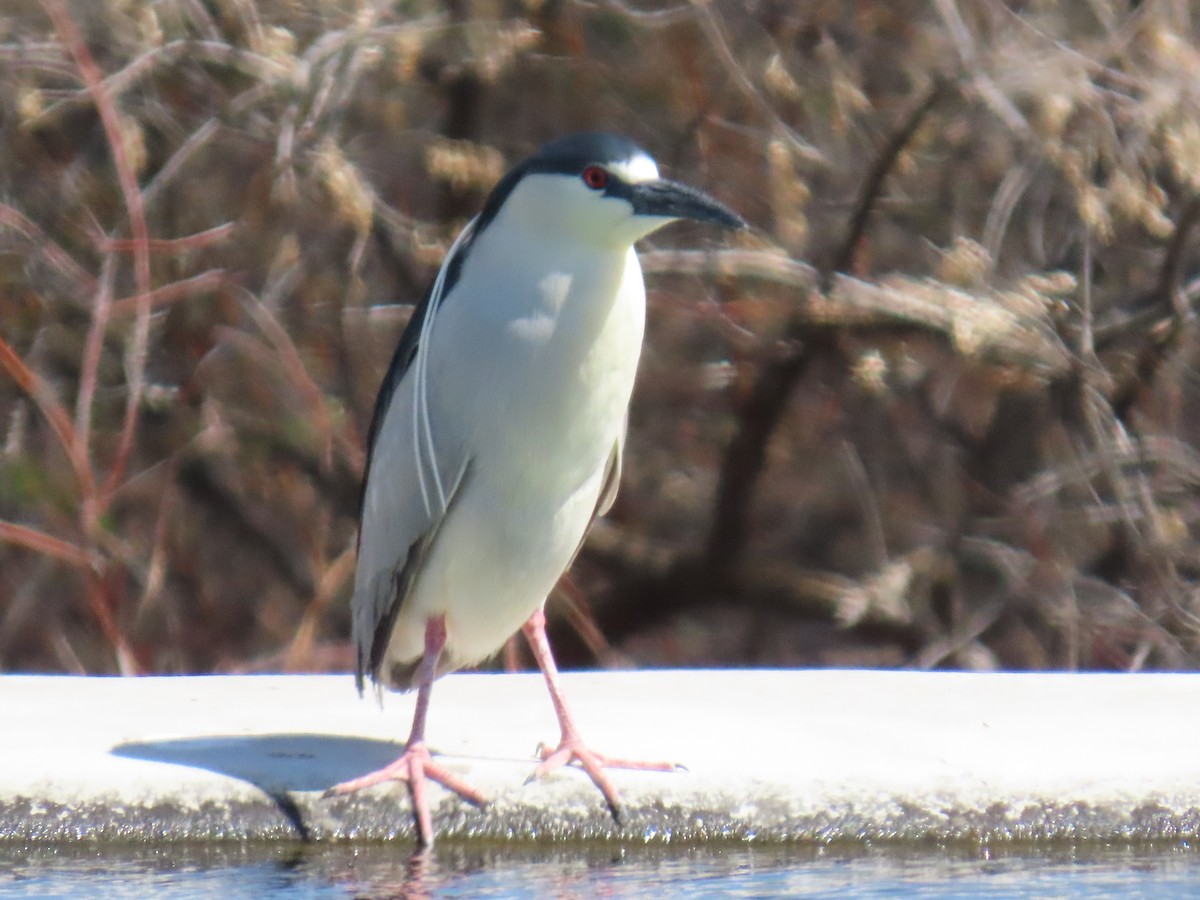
0,201,97,297
134,461,179,619
691,1,823,165
110,269,232,316
0,521,97,570
40,0,155,510
705,342,820,567
84,568,140,675
38,0,158,674
294,11,388,145
982,163,1036,263
283,544,356,672
839,440,888,568
73,258,115,534
1156,194,1200,322
1110,194,1200,418
825,78,947,280
236,283,337,471
643,249,1072,373
0,334,95,500
42,39,292,116
100,222,238,254
1079,231,1095,361
913,597,1008,669
701,69,1019,575
932,0,1032,138
553,574,631,669
576,0,695,27
142,118,222,209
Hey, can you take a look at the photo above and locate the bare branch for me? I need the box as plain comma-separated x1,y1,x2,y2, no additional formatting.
0,334,95,501
73,257,114,534
0,202,97,298
692,2,823,165
932,0,1033,137
0,521,98,570
110,269,233,316
643,249,1073,374
100,223,238,255
40,0,155,510
826,78,948,279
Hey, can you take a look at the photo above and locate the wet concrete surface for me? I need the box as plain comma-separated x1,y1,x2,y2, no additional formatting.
3,670,1200,844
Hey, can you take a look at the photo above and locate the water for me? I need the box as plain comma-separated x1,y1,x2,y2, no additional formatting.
2,841,1199,898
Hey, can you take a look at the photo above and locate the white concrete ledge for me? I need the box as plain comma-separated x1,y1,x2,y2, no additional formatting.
3,670,1200,844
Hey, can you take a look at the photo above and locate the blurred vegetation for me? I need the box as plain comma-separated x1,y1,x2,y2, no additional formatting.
3,0,1200,676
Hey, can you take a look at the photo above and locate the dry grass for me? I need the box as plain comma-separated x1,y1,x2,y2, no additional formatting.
3,0,1200,675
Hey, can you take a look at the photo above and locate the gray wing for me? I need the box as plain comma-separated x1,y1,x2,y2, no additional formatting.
353,220,476,694
557,416,626,577
352,381,470,694
595,415,626,520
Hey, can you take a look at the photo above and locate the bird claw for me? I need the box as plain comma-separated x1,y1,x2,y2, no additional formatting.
324,742,487,846
525,735,683,823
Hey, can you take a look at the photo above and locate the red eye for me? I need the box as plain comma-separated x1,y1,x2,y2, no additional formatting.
582,166,609,190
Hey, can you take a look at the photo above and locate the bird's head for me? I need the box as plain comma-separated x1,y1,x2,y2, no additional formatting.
476,132,746,249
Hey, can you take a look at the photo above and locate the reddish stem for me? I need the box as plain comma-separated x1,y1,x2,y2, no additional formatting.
41,0,154,508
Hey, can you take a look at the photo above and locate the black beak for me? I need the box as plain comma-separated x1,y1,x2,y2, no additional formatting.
628,178,747,230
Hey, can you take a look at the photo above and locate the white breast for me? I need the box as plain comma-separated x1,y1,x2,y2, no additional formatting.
381,225,647,671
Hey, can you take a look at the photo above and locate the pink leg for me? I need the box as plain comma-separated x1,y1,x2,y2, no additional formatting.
521,606,681,821
325,615,486,846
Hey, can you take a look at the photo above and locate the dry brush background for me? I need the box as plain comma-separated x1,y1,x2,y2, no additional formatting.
3,0,1200,677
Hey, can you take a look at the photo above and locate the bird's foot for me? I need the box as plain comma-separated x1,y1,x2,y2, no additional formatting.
526,733,683,823
324,741,487,846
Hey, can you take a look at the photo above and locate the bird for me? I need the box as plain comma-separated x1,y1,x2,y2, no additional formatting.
327,132,746,846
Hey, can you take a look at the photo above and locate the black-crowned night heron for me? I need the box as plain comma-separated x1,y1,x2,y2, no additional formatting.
328,132,745,845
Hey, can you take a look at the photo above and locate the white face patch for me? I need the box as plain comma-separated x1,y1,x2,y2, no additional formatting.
608,152,659,184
